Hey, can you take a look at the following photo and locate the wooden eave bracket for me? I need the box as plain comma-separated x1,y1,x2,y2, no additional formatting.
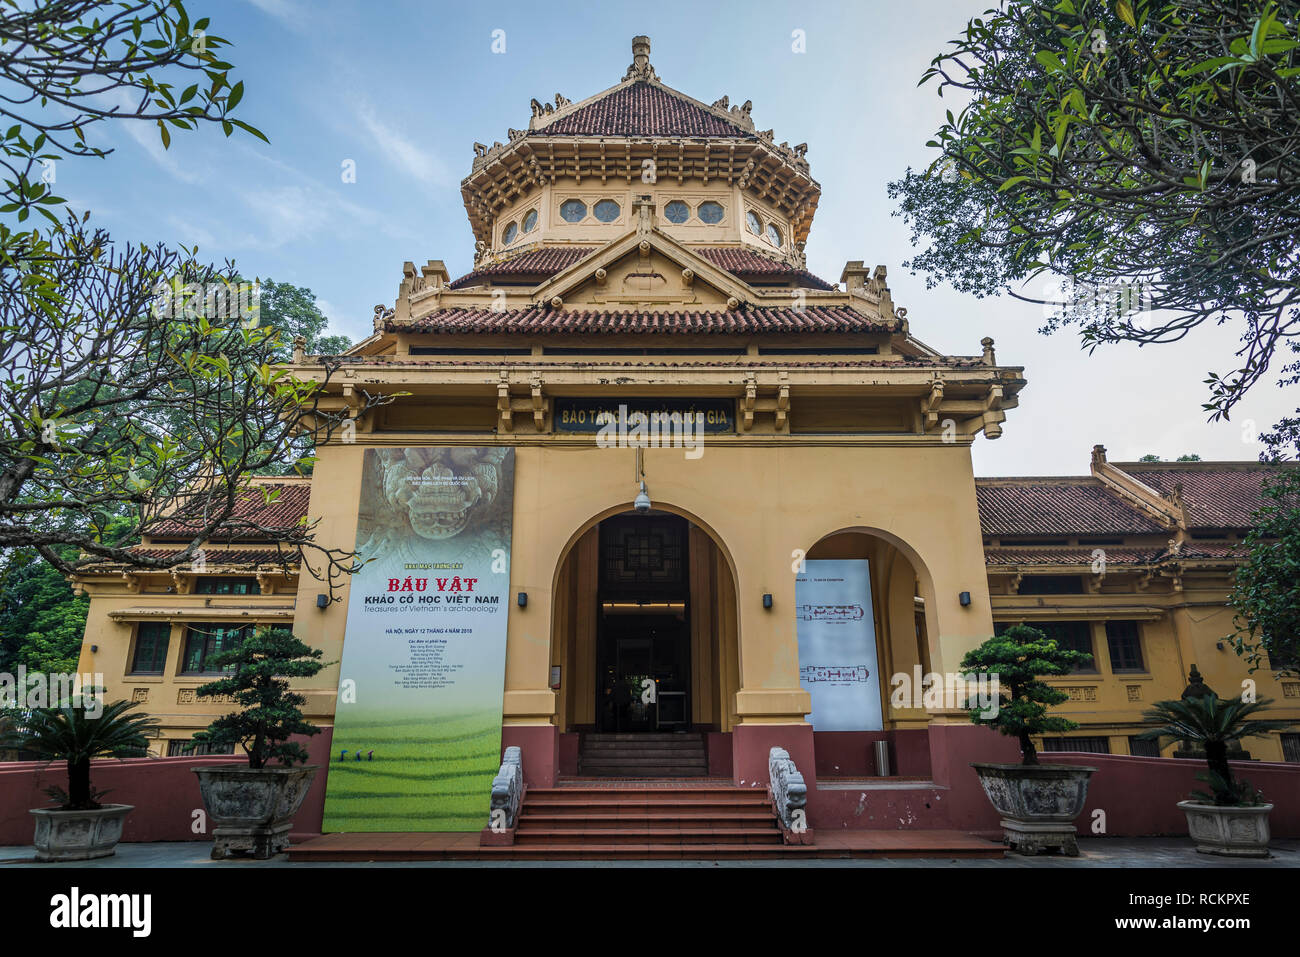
499,370,549,432
739,372,791,432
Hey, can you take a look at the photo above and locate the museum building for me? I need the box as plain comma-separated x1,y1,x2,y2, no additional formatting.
71,38,1300,829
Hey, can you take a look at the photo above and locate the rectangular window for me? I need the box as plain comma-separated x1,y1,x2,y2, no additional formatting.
995,621,1095,672
129,622,171,675
167,739,236,757
194,577,258,596
1042,736,1110,754
1018,575,1085,595
1106,620,1146,673
181,623,249,674
1042,621,1097,672
1281,734,1300,764
1128,735,1162,757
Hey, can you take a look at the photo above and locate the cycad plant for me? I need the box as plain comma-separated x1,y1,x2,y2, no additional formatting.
1136,695,1291,806
1,699,161,810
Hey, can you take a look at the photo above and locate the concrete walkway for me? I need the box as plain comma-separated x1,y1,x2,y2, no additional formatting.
1,838,1297,867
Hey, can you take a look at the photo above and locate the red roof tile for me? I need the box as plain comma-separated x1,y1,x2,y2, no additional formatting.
394,306,896,336
537,83,747,138
1118,464,1280,529
82,547,299,570
448,247,596,289
344,355,984,369
697,247,835,290
977,481,1168,537
146,482,311,541
983,545,1161,566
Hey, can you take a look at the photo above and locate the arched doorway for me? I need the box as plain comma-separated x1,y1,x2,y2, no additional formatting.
798,528,939,778
550,506,741,772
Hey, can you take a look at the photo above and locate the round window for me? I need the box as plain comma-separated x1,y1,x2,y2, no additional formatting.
502,221,518,245
664,200,690,224
746,210,763,236
697,201,724,224
593,199,621,223
522,209,538,233
560,200,587,223
766,223,783,247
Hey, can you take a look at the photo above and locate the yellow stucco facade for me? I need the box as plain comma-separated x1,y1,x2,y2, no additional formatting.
70,37,1298,771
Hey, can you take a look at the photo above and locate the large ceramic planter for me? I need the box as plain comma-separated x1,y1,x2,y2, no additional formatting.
1178,801,1273,858
30,804,134,861
193,765,318,859
972,763,1096,856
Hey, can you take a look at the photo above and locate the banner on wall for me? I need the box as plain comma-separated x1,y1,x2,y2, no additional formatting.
795,559,883,731
322,447,515,832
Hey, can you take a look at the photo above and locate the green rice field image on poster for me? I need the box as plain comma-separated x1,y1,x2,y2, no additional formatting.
322,447,515,832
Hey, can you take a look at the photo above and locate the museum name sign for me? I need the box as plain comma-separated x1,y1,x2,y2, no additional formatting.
554,398,735,434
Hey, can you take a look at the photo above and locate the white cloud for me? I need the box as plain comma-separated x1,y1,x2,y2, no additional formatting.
353,101,454,189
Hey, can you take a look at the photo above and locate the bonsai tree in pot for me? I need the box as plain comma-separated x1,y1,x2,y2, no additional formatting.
960,624,1097,855
1,697,160,861
1136,693,1291,857
190,626,327,859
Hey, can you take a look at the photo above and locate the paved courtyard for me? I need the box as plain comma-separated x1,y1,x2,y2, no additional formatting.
1,838,1296,867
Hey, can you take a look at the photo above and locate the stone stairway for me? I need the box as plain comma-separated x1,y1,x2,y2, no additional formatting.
576,732,709,776
509,782,813,859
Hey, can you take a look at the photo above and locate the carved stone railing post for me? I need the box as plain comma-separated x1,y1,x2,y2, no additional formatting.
481,746,524,845
768,747,812,844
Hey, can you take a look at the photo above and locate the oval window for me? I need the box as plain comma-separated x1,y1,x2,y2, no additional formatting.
746,210,763,236
560,200,587,223
766,223,783,247
502,221,518,245
594,199,621,223
664,200,690,224
522,209,538,233
697,201,724,224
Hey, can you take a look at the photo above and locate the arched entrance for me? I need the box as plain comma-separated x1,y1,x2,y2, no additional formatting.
798,528,940,778
550,506,741,773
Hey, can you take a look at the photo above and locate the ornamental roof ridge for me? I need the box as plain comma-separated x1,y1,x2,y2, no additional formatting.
525,37,759,140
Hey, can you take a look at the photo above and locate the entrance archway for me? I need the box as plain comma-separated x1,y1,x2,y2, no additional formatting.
550,506,741,739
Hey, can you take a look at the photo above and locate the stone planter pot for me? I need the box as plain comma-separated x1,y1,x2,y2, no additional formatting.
193,765,318,860
1178,800,1273,858
972,763,1096,856
30,804,134,861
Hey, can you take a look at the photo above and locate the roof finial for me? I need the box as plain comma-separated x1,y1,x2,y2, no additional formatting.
625,36,658,81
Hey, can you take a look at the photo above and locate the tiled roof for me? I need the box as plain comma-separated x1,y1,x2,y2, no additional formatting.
448,247,596,289
536,83,747,138
82,547,298,570
393,305,898,336
976,481,1168,537
1118,464,1277,529
983,545,1161,567
983,540,1244,567
343,355,986,369
697,247,835,290
146,482,311,540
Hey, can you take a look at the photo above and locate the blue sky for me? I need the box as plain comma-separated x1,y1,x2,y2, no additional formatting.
65,0,1292,475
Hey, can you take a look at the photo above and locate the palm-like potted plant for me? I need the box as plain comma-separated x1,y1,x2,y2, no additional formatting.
1136,694,1291,857
1,698,160,860
961,624,1097,855
190,626,326,859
